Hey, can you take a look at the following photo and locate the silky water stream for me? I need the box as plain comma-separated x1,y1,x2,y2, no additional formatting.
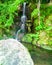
16,2,27,41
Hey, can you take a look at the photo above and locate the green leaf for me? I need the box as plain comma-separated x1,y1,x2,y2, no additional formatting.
31,9,39,18
5,14,13,27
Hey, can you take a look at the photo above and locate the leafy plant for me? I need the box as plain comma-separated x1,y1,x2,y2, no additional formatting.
22,32,39,44
31,9,39,18
0,0,24,38
23,1,52,50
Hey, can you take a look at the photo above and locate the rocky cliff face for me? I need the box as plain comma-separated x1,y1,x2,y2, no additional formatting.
0,39,34,65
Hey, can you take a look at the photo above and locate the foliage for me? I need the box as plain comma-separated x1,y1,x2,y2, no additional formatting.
0,0,24,38
22,32,39,43
26,0,50,3
22,1,52,50
0,0,52,50
31,9,39,18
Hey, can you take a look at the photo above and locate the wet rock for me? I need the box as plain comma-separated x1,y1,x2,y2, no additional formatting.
0,39,34,65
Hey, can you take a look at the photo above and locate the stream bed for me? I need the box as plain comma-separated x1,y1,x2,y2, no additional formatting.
23,43,52,65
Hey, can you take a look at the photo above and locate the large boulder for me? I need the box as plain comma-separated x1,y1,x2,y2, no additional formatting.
0,39,34,65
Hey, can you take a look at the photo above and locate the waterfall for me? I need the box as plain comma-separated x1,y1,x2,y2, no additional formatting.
23,2,26,15
21,2,27,24
15,2,27,41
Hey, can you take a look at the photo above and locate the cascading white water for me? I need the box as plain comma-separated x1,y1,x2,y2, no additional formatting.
23,2,26,16
16,2,27,41
21,2,27,24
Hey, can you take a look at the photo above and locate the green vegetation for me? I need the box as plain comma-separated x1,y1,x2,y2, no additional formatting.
0,0,52,65
22,1,52,50
0,0,24,38
0,0,52,49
